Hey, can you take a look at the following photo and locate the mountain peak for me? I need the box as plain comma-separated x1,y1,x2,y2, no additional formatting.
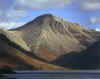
33,14,54,25
38,14,54,18
35,14,54,20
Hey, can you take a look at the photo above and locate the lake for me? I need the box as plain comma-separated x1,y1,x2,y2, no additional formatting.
3,70,100,79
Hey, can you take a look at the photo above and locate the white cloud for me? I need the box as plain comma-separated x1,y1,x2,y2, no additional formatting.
7,9,28,21
0,9,28,25
81,0,100,11
14,0,74,9
96,27,100,31
90,17,100,24
90,17,97,24
0,22,25,29
0,0,28,29
0,0,74,29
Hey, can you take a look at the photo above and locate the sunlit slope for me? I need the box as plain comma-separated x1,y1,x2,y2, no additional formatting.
0,31,68,70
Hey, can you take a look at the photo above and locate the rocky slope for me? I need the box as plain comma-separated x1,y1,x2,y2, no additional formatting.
9,14,99,62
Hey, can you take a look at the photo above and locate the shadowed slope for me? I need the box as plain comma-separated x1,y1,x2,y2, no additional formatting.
51,38,100,69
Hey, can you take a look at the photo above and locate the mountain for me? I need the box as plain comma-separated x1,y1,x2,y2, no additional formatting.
0,14,100,70
9,14,99,62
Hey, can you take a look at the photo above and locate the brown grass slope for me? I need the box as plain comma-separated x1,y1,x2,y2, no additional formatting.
0,30,67,70
8,14,100,62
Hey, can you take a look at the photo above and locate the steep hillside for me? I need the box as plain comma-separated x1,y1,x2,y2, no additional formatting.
9,14,99,62
0,30,67,70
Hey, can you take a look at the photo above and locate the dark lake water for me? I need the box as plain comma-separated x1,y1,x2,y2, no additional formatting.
3,70,100,79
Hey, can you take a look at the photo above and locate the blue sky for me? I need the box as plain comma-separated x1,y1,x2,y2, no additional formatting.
0,0,100,30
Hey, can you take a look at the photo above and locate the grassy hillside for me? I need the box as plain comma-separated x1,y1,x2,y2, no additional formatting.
0,33,68,70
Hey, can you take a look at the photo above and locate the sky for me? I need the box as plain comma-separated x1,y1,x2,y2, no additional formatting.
0,0,100,31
